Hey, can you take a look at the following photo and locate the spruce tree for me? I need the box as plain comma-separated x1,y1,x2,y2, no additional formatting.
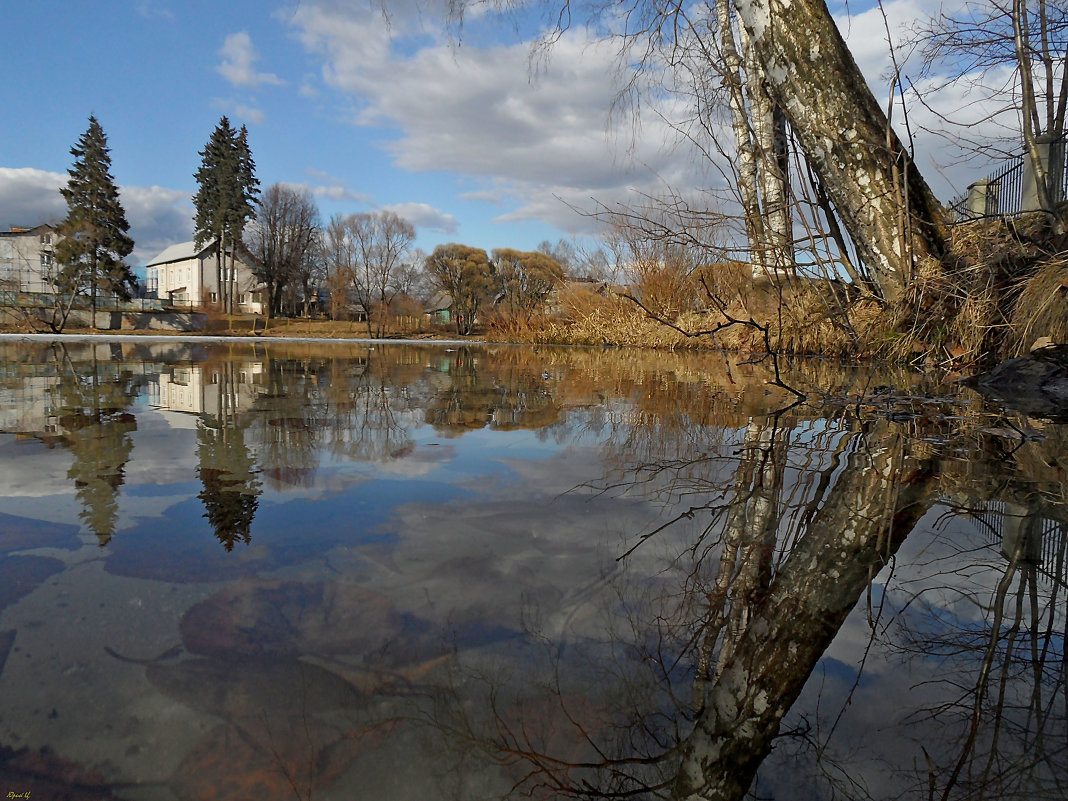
227,125,259,312
193,116,237,310
55,116,136,327
193,118,258,313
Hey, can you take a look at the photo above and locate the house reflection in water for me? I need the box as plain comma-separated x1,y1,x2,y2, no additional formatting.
148,361,264,421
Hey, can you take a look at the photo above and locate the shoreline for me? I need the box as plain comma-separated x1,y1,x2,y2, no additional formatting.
0,332,491,346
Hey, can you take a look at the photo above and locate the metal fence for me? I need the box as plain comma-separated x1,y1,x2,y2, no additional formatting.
948,133,1068,221
0,290,200,314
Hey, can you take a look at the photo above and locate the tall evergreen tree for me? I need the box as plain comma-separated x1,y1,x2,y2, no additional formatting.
229,125,259,312
192,117,258,313
54,116,136,328
193,116,237,311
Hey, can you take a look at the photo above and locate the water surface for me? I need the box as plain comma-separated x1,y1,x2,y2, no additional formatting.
0,340,1063,800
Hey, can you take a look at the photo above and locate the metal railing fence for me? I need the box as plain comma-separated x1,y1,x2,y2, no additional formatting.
0,290,202,314
948,132,1068,221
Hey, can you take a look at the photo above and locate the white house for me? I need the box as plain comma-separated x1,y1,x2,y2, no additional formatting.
146,240,263,313
0,224,59,293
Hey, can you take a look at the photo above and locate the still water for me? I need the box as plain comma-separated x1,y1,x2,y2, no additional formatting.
0,338,1063,800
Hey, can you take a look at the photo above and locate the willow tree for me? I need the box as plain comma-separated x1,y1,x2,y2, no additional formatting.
55,115,136,329
490,248,563,320
425,243,492,335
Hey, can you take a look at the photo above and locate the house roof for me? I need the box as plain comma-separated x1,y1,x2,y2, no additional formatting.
1,223,56,237
425,290,452,312
146,240,214,267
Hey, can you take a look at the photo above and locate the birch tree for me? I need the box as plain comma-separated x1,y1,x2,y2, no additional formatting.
445,0,950,301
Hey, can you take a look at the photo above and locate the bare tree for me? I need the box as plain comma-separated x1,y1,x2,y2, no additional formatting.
244,184,320,321
914,0,1068,212
324,211,416,336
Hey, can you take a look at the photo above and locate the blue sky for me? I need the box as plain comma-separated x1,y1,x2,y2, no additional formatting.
0,0,1011,271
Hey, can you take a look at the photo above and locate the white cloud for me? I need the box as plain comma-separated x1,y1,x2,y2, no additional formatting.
211,97,266,126
134,1,173,20
289,3,716,237
216,31,285,88
119,184,194,266
383,202,458,234
288,0,1026,236
303,168,372,204
0,167,192,268
0,167,66,229
232,103,266,125
835,0,1027,199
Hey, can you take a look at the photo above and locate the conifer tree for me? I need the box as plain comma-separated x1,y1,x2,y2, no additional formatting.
54,116,136,328
193,118,258,313
193,116,237,310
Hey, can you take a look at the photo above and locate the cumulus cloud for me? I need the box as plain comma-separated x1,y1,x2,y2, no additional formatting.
303,168,372,204
382,202,458,234
134,1,173,20
210,97,267,125
288,0,1023,234
289,3,715,235
0,167,66,229
119,184,194,266
0,167,192,268
232,103,266,125
835,0,1026,197
217,31,285,88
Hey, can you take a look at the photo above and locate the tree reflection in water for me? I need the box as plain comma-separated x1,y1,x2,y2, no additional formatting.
428,400,1065,801
52,344,141,546
0,342,1063,798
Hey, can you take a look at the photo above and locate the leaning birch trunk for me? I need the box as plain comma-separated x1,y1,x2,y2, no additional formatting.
731,0,949,302
741,28,793,275
715,0,768,270
672,422,937,800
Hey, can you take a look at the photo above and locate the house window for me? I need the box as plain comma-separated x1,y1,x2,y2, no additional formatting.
40,233,51,245
40,254,52,268
210,292,218,303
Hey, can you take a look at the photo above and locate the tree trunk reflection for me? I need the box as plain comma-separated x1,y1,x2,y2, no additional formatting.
674,420,936,799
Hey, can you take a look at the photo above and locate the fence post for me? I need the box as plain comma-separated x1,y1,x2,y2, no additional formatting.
966,179,991,217
1022,133,1055,211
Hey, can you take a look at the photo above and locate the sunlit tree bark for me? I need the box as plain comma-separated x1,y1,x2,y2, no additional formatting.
728,0,949,302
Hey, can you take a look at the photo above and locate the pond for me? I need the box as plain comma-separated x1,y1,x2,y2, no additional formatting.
0,338,1064,800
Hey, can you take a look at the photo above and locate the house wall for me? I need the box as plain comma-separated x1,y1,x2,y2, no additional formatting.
148,243,262,313
0,226,57,293
151,255,204,305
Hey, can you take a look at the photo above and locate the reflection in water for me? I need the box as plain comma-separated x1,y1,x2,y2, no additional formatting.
53,345,142,545
196,418,260,551
0,340,1063,799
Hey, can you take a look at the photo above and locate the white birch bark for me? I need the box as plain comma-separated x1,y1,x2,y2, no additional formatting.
731,0,949,302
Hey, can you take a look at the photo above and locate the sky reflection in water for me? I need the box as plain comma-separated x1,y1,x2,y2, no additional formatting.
0,340,1064,800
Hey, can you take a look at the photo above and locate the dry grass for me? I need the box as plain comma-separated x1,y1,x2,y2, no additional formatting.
1008,257,1068,354
859,213,1063,365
